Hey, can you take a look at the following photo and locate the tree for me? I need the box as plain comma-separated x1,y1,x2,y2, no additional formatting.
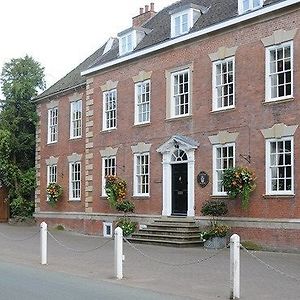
0,55,46,219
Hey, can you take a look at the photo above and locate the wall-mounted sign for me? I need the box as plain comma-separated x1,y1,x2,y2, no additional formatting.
197,171,209,188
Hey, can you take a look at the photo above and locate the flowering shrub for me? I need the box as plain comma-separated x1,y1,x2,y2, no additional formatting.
116,217,137,236
222,166,256,209
201,223,230,241
46,183,63,207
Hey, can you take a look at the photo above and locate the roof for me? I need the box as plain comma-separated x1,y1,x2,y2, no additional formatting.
35,0,288,101
35,41,113,100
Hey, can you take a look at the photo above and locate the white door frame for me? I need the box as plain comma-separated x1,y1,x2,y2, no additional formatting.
157,135,199,217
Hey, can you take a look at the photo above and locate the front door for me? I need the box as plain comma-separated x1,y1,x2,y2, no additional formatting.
172,163,188,215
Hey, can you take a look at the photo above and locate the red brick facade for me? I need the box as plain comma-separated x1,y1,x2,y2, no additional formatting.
35,2,300,250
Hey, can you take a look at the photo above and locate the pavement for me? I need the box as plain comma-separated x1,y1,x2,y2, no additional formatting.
0,223,300,300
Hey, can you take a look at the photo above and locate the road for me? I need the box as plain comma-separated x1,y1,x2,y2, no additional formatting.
0,260,188,300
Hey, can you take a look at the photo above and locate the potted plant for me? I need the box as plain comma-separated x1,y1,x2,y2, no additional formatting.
222,166,256,209
46,182,63,207
201,200,230,249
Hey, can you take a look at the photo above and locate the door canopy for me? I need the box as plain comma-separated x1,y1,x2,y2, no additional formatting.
157,135,199,155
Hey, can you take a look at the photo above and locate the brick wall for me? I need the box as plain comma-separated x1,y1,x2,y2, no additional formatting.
35,7,300,247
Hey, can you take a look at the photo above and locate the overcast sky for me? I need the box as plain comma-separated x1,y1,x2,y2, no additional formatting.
0,0,175,97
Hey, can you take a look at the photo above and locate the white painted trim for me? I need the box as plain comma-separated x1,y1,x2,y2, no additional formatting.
170,68,191,118
134,80,151,125
103,222,113,237
212,143,235,196
265,136,294,195
47,107,58,144
69,161,81,201
238,0,264,15
101,156,117,197
102,89,117,131
212,57,235,111
133,152,150,197
265,41,294,102
70,99,82,139
81,0,298,76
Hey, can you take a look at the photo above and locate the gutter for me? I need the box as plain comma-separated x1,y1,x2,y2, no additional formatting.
33,82,86,103
82,0,298,76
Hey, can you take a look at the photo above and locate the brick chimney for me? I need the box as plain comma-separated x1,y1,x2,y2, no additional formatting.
132,2,156,27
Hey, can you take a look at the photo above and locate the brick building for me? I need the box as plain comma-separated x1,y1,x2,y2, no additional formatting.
34,0,300,249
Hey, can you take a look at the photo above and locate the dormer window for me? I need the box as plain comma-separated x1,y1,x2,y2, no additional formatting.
170,4,203,38
173,11,189,37
120,32,135,55
238,0,263,14
118,27,151,56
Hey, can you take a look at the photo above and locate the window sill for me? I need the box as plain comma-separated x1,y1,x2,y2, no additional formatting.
263,194,295,199
210,107,235,114
132,196,150,200
210,195,229,199
165,115,192,122
102,128,117,133
263,97,294,106
70,136,82,141
133,122,151,128
68,199,81,202
47,141,57,145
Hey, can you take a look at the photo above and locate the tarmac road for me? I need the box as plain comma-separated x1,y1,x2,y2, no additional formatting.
0,260,189,300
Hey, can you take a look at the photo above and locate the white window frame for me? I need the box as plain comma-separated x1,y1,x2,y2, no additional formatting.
212,143,235,196
171,9,192,38
212,57,235,111
103,222,113,238
103,89,117,131
134,80,151,125
265,41,293,102
70,100,82,139
47,165,57,186
238,0,263,14
47,107,58,144
265,137,294,195
102,156,117,196
69,161,81,201
119,31,136,56
170,68,190,118
133,152,150,197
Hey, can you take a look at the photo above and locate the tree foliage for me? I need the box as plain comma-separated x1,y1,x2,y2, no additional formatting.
0,55,46,218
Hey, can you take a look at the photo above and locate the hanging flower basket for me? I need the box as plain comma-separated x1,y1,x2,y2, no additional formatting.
222,166,256,209
46,183,63,207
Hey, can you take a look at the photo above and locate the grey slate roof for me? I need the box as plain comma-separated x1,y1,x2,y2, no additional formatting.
36,0,286,101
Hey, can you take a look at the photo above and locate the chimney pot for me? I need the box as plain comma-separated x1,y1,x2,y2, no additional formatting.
145,5,149,12
150,3,155,12
139,7,144,14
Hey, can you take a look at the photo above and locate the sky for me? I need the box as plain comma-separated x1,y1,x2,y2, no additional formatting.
0,0,175,97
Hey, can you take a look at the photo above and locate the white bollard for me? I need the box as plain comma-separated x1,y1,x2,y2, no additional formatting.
230,234,240,299
40,222,48,265
114,227,123,280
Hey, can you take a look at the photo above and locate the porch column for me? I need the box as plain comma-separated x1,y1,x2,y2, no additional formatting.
162,158,172,216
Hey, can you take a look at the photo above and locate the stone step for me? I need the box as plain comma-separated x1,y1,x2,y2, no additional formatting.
132,232,201,241
147,223,200,230
127,237,204,248
139,228,201,236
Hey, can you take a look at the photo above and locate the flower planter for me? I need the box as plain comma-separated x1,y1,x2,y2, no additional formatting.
204,236,227,249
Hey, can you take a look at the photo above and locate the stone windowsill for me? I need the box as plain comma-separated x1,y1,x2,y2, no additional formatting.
263,194,295,199
262,97,294,106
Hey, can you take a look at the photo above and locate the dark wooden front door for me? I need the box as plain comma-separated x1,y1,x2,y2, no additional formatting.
172,163,188,216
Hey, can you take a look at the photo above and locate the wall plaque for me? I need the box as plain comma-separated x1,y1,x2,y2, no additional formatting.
197,171,209,188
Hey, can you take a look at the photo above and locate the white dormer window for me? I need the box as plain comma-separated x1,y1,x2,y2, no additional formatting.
120,32,135,55
174,12,189,37
238,0,263,14
170,5,201,38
